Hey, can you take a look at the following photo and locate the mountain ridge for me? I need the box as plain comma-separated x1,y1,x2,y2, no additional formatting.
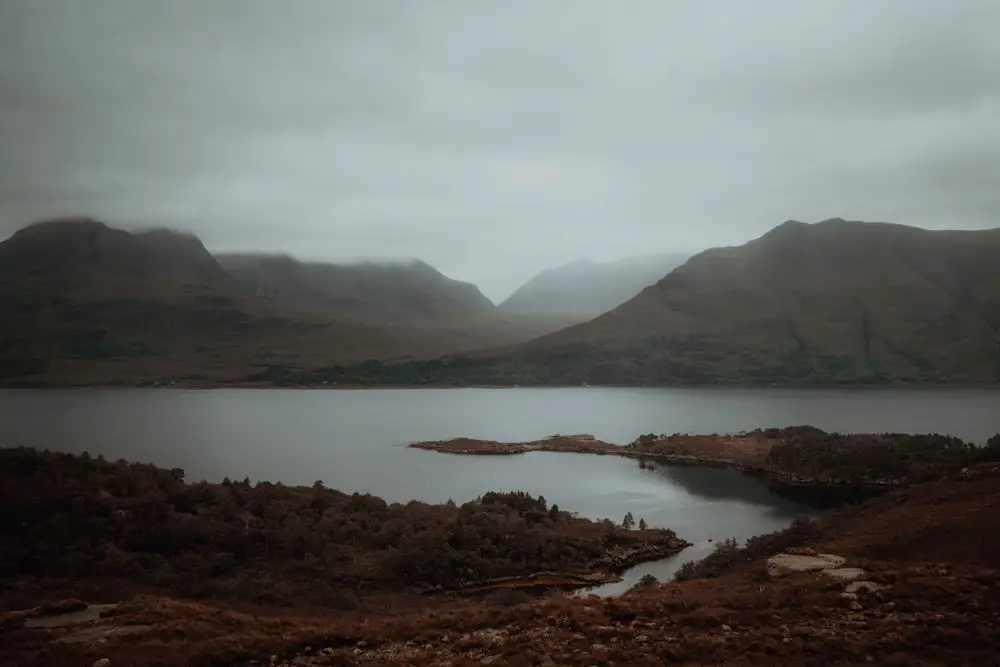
499,251,689,321
0,219,538,385
217,253,496,324
303,218,1000,387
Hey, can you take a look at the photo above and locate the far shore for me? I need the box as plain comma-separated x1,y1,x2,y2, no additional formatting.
5,379,998,391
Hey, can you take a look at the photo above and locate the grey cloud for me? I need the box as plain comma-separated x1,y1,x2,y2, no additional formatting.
1,0,999,300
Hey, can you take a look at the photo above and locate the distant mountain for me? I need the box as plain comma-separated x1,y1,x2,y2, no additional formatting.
325,219,1000,387
499,253,689,321
217,254,495,323
0,219,514,385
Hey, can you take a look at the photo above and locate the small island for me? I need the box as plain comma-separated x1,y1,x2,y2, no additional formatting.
413,427,995,497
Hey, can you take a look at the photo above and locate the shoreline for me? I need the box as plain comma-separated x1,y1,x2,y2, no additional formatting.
409,429,956,498
5,379,999,390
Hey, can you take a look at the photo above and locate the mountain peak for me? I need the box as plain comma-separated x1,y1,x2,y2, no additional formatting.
0,217,228,287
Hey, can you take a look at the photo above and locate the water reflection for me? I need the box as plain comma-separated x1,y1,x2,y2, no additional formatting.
645,462,804,515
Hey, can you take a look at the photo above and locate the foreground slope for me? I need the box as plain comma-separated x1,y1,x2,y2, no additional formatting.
4,434,999,666
499,252,689,322
0,219,516,385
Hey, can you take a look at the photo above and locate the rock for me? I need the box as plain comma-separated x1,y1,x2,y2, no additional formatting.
767,553,847,578
93,660,110,667
721,624,732,632
353,648,363,655
850,601,864,612
823,567,867,582
481,656,499,665
846,580,887,594
841,592,858,601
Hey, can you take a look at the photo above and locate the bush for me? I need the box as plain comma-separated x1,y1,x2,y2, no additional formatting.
627,573,658,593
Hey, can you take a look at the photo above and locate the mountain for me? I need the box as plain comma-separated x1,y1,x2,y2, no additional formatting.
513,218,1000,384
217,254,495,323
0,217,231,290
322,219,1000,386
0,219,515,385
499,253,689,321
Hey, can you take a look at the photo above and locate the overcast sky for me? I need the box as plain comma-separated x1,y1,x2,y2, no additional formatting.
1,1,999,300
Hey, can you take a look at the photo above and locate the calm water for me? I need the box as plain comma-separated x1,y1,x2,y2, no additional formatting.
2,387,998,591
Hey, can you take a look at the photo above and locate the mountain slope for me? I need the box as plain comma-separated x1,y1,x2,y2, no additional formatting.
317,219,1000,386
0,217,231,290
515,218,1000,384
217,254,496,323
0,219,511,385
499,252,689,320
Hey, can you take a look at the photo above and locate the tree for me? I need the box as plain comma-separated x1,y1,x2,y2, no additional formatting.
622,511,635,530
638,517,647,531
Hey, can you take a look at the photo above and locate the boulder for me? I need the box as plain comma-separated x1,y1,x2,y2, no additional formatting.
823,567,867,582
766,553,846,578
845,580,887,594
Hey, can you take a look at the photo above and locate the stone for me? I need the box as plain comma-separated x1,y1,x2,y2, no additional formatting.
721,624,732,632
766,553,847,578
850,601,864,612
846,580,887,594
93,660,110,667
55,624,151,644
26,604,119,629
823,567,867,582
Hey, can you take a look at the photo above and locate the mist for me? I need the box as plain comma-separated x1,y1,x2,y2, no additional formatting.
1,0,999,299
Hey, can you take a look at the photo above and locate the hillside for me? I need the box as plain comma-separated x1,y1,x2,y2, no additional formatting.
521,218,1000,384
297,219,1000,386
4,435,1000,666
499,253,689,321
0,217,231,290
0,219,519,386
217,254,496,323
